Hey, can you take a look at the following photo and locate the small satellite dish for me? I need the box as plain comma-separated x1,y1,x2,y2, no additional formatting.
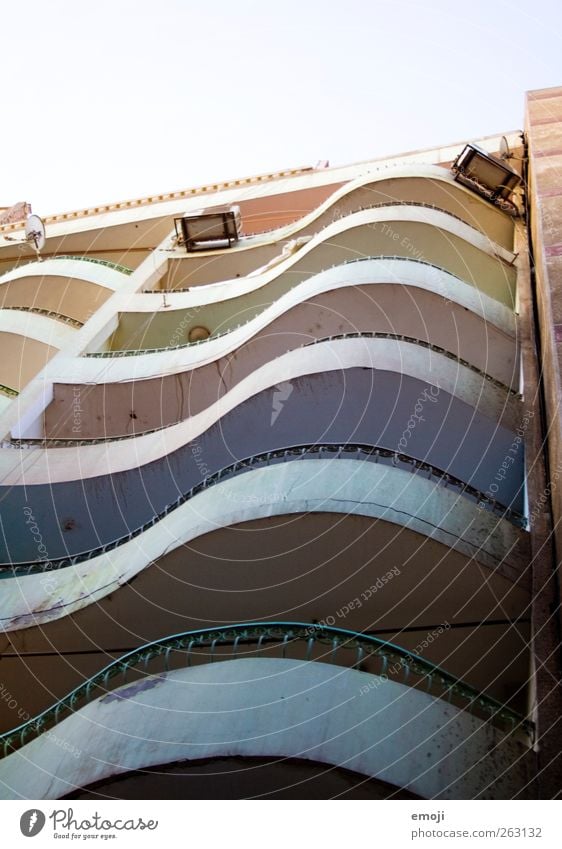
25,214,46,254
499,136,511,160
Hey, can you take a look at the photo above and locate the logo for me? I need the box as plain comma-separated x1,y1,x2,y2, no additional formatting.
271,381,293,425
20,809,46,837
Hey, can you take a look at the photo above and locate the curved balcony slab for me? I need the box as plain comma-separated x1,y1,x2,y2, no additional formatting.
45,291,519,439
0,310,75,348
0,349,523,517
55,257,515,389
0,257,132,290
0,258,128,325
288,166,516,250
103,207,515,355
0,459,528,631
0,659,534,800
158,207,515,304
115,285,516,371
1,513,531,706
80,206,515,362
157,164,516,292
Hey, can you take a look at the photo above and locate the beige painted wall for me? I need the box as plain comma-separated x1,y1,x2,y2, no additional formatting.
0,334,58,391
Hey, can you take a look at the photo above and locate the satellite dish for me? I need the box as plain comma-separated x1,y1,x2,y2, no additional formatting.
25,214,46,253
499,136,511,160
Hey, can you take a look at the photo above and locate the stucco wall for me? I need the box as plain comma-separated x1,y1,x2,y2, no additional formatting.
0,659,535,800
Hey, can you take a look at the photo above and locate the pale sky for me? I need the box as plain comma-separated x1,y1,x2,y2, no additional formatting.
2,0,562,216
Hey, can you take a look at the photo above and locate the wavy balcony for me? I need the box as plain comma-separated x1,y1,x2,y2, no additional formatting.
0,257,130,326
0,351,524,552
154,165,517,292
39,255,518,438
88,207,515,360
113,262,516,358
41,277,518,439
0,478,531,725
0,451,529,636
0,625,534,800
6,332,521,470
0,137,542,801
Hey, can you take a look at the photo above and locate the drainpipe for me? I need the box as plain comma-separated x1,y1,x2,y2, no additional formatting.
522,130,562,673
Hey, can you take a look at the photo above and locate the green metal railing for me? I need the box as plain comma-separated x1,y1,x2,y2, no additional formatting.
0,384,18,398
0,622,533,759
53,256,133,275
83,321,236,357
0,256,134,280
1,305,83,328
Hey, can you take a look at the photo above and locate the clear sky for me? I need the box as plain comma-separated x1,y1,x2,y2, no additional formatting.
2,0,562,215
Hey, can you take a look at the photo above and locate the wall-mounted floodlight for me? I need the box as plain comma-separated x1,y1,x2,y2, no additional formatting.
452,144,521,214
175,205,241,252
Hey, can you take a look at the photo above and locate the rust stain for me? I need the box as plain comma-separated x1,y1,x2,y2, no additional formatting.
101,674,167,703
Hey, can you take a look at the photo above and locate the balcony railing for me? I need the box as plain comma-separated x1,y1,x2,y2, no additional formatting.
0,255,134,279
0,622,533,760
0,384,18,398
53,256,134,275
0,305,84,328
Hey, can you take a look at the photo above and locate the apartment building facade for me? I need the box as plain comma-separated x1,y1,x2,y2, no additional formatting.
0,85,561,799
